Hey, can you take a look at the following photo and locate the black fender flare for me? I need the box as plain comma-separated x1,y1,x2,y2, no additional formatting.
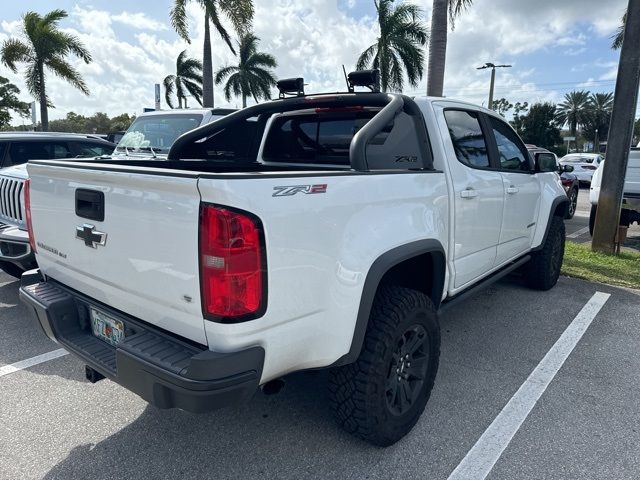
334,239,446,367
534,195,570,251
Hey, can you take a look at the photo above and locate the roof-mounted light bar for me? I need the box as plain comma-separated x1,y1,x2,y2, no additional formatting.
277,78,305,99
347,69,381,93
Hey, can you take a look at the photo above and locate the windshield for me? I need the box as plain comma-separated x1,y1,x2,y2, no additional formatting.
116,114,204,153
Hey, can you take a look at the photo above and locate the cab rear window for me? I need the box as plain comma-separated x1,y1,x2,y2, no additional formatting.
262,111,390,166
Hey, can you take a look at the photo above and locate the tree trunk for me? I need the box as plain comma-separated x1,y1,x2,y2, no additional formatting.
202,12,214,108
427,0,448,97
38,63,48,131
242,94,247,108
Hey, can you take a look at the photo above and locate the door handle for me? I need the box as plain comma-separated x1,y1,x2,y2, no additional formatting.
506,186,519,195
460,188,478,199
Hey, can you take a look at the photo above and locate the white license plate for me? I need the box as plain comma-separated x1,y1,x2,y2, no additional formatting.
90,307,125,346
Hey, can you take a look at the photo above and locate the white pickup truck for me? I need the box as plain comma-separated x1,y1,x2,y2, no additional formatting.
589,146,640,235
20,74,569,446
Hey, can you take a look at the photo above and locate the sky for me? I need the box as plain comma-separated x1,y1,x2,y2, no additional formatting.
0,0,630,124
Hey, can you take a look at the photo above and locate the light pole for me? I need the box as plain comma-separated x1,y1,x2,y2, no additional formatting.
477,63,512,110
594,128,599,153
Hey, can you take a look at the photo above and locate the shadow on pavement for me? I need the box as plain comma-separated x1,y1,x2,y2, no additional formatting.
42,371,387,480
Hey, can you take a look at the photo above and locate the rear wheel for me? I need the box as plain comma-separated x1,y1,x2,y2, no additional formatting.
329,285,440,446
566,188,578,220
525,215,565,291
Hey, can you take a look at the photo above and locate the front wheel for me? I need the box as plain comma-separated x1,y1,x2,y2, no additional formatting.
525,215,565,291
329,286,440,446
566,188,578,220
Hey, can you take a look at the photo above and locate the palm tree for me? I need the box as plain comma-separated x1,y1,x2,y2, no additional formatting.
356,0,428,93
170,0,254,108
164,50,203,109
611,10,626,50
427,0,473,97
555,90,591,137
584,92,614,149
215,33,277,107
1,9,91,131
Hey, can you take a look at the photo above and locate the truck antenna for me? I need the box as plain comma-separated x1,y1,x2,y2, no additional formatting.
343,65,354,93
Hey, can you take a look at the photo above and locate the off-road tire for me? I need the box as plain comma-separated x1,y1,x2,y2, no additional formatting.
589,205,597,236
329,285,440,446
566,188,578,220
525,215,565,291
0,260,24,279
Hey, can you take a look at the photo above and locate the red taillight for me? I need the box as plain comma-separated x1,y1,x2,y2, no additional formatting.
24,179,37,254
199,205,266,321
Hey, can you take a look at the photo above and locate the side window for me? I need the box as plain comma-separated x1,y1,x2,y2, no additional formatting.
52,143,73,159
444,110,490,168
74,142,114,157
488,117,531,172
8,142,52,165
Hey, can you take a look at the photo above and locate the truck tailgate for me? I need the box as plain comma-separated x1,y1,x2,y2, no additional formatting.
27,163,207,345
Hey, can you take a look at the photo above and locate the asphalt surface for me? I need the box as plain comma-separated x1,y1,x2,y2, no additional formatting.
566,186,640,252
1,260,639,479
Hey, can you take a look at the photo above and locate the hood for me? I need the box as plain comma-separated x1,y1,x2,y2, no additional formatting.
0,163,28,180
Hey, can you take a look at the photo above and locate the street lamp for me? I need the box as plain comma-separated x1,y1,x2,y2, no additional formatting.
595,128,599,153
477,63,512,110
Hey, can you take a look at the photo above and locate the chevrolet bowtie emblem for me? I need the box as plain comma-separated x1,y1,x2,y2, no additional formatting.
76,224,107,248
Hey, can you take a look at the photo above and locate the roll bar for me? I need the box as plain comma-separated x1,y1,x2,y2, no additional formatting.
168,93,431,171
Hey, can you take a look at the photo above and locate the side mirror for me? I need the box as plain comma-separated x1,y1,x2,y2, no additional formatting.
535,152,557,172
561,164,574,173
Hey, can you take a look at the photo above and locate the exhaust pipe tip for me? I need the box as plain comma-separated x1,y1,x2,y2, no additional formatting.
261,378,285,396
85,365,105,384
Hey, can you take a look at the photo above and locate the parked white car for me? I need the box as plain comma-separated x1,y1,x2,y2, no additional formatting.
558,153,604,184
589,148,640,235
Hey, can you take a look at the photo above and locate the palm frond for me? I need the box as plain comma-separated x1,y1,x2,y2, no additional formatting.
170,0,191,42
449,0,474,28
42,9,67,26
1,39,33,72
215,65,238,84
356,44,377,70
611,10,626,50
183,80,203,105
208,2,236,54
164,75,177,108
46,56,90,95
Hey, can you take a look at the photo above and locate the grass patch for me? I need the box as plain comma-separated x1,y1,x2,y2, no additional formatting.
562,241,640,290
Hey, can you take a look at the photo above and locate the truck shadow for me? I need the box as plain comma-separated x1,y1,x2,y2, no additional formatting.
42,371,387,480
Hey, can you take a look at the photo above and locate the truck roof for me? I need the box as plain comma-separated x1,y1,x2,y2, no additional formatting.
0,132,112,142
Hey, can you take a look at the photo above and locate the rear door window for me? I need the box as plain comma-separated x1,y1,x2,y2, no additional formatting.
8,141,73,165
444,110,491,168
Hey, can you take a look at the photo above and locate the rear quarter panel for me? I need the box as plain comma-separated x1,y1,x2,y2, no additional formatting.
198,172,448,382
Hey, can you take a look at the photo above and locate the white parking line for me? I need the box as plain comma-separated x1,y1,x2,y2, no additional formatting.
447,291,611,480
0,348,68,378
567,227,590,239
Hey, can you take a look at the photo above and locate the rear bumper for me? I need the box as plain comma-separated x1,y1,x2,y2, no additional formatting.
19,270,264,413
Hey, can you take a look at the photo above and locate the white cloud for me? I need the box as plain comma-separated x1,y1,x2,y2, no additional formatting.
112,12,169,31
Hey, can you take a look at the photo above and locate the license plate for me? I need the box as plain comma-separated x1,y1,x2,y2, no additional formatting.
90,307,125,346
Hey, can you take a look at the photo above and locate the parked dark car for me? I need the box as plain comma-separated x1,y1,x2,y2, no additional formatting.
527,145,579,219
0,132,115,168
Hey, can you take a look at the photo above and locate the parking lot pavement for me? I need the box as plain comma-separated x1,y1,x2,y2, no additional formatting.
566,187,640,251
1,271,639,480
